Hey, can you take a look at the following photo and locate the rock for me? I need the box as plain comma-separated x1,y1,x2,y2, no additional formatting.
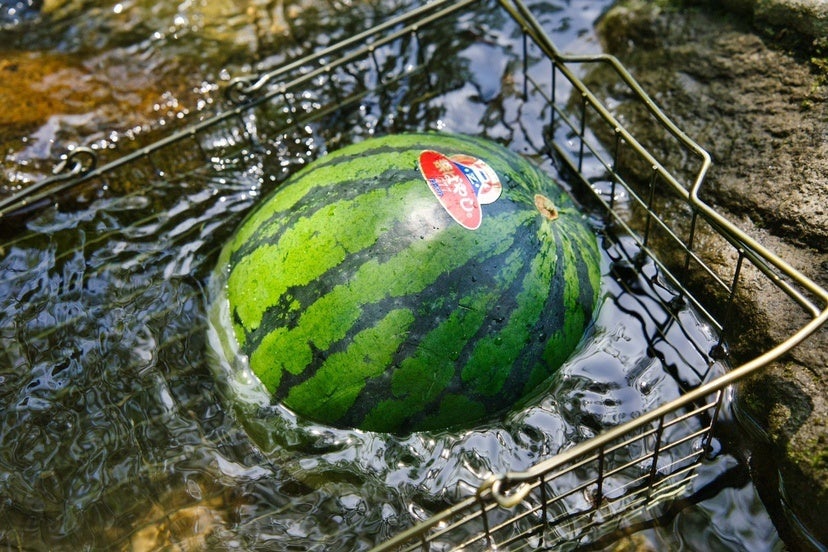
754,0,828,39
592,1,827,548
0,0,266,186
0,52,92,128
0,47,201,186
695,0,828,40
0,0,377,188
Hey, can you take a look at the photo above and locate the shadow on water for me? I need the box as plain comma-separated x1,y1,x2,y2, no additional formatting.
0,0,782,550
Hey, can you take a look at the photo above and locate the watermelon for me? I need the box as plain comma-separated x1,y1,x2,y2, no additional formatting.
211,132,601,434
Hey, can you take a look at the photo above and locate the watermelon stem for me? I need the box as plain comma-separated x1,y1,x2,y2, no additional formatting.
533,194,559,221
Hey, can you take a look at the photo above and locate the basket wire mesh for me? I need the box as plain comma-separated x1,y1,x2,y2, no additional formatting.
1,0,826,550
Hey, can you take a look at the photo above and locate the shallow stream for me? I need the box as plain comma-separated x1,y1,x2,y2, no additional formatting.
0,1,784,550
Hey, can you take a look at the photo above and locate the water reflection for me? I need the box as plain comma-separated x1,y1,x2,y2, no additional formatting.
0,152,777,550
0,0,422,187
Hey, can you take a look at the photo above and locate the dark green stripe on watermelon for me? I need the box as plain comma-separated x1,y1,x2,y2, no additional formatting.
215,132,601,433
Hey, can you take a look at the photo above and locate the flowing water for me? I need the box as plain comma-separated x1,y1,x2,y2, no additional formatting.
0,1,784,550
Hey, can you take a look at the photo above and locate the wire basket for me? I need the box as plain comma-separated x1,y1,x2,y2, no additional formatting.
2,0,826,550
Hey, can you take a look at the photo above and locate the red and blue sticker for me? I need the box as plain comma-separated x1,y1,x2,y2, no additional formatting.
418,150,503,230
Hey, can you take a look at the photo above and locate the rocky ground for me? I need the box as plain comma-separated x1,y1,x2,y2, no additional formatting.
591,0,827,548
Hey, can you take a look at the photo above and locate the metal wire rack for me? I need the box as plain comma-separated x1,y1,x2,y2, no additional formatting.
1,0,826,550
